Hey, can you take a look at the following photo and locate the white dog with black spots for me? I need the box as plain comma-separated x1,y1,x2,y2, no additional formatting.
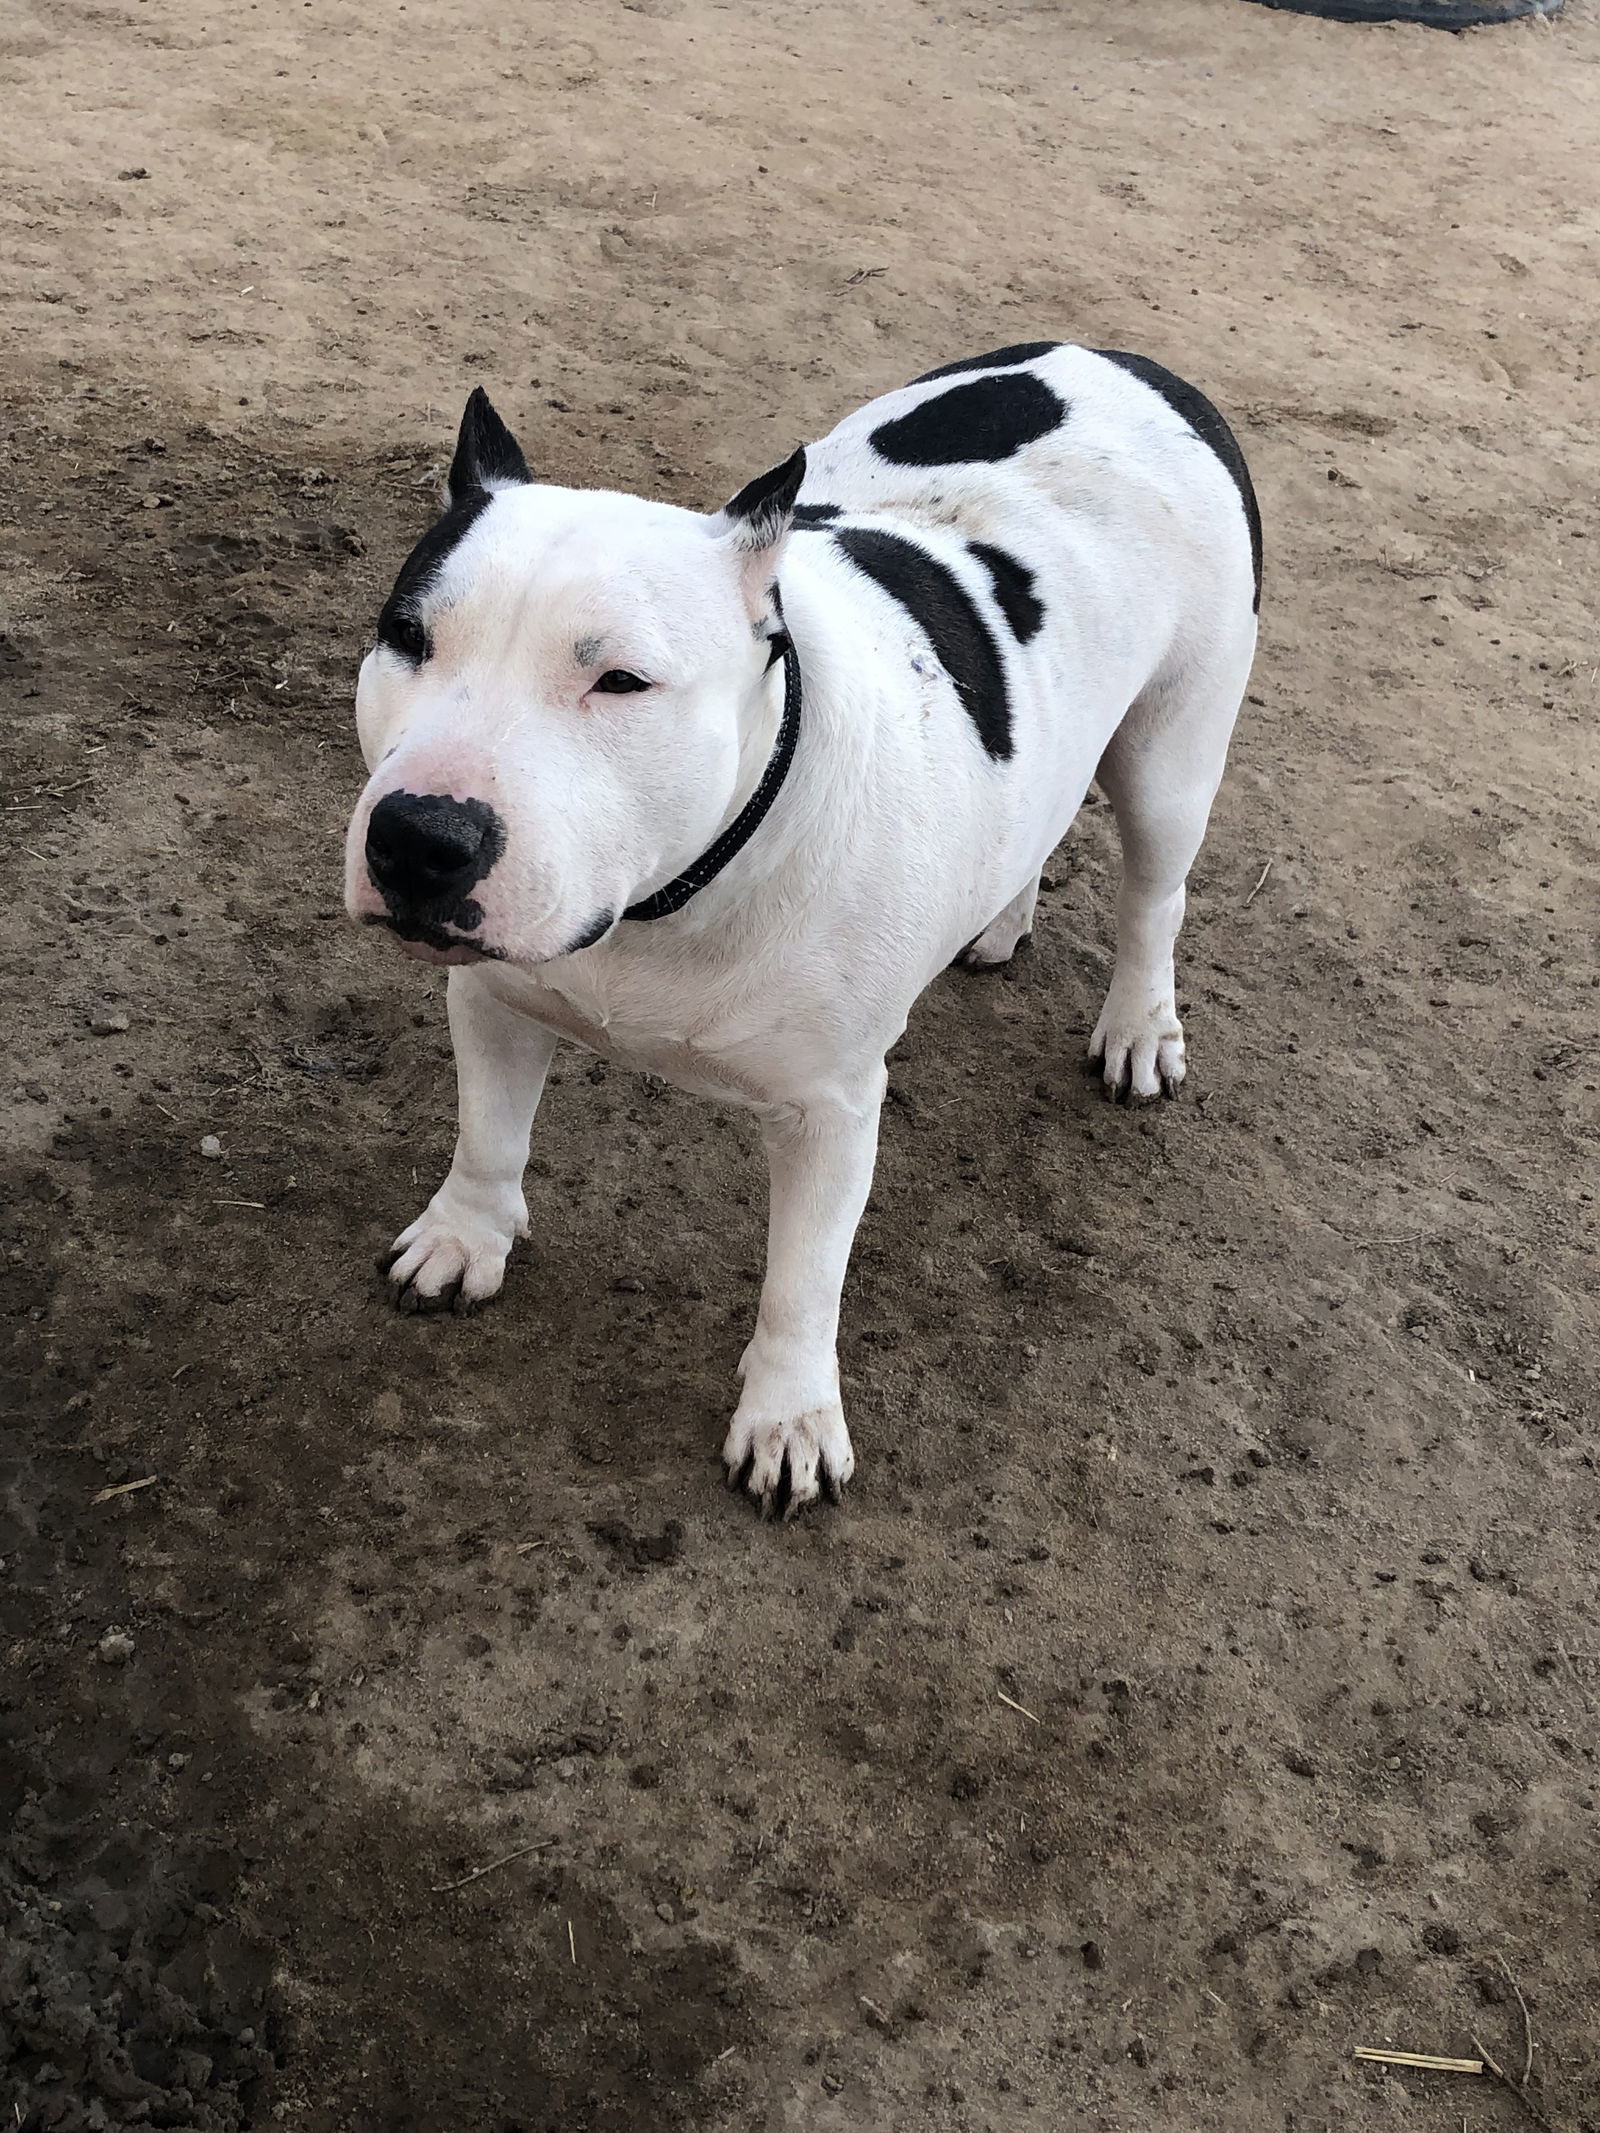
344,341,1261,1514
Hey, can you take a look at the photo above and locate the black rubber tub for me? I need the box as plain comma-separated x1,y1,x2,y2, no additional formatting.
1243,0,1561,26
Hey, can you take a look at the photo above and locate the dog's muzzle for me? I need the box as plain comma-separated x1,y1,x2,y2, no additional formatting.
363,790,506,962
366,790,500,908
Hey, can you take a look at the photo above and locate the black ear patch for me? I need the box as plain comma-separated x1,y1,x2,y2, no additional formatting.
721,446,807,551
911,340,1061,385
967,542,1045,645
1094,349,1262,612
448,386,532,506
835,526,1012,760
871,373,1065,468
378,389,529,650
376,489,495,659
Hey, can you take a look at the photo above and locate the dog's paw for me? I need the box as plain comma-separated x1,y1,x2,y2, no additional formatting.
380,1177,528,1314
1088,998,1186,1103
957,884,1038,970
722,1402,855,1519
956,924,1031,972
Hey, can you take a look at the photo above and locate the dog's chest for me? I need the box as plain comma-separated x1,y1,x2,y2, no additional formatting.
494,964,778,1107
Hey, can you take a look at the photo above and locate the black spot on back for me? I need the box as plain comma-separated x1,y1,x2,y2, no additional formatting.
871,373,1065,469
376,489,494,659
1094,349,1263,612
792,503,843,527
967,542,1045,645
911,341,1062,385
834,526,1012,760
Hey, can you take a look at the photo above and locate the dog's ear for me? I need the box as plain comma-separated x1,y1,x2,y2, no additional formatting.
713,446,807,553
710,446,806,611
448,387,533,505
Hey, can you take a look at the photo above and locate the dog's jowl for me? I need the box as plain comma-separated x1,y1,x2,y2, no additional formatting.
344,345,1261,1514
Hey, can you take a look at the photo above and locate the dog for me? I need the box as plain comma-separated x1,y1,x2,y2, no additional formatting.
344,341,1261,1514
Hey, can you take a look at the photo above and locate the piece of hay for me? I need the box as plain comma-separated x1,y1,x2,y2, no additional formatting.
1354,2047,1483,2075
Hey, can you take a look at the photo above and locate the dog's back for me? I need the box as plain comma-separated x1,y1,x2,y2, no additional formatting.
796,340,1259,621
775,342,1260,974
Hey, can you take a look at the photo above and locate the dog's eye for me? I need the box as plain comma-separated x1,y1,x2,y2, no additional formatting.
592,669,651,694
388,615,429,663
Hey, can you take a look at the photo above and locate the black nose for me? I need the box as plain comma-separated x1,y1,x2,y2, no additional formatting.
365,791,502,908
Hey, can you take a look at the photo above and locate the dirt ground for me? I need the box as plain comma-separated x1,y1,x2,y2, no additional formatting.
3,0,1598,2128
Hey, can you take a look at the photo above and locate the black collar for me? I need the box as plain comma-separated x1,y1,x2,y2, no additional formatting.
621,634,802,923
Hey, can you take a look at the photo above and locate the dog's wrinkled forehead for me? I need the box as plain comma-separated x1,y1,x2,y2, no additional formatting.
390,485,748,674
371,390,805,683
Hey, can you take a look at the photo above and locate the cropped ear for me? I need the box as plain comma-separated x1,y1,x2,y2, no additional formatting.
448,387,533,505
709,446,806,611
712,446,806,553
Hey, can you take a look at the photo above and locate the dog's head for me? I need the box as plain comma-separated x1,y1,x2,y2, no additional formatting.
344,389,804,967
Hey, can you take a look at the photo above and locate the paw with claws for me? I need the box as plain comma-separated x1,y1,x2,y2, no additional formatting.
381,1176,527,1314
722,1401,855,1519
1088,997,1186,1103
957,877,1039,971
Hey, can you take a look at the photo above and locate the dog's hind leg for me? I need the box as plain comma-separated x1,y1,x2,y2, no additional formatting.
1088,640,1253,1101
958,871,1042,969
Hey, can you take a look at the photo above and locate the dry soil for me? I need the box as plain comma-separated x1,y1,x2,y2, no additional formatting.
2,1,1598,2129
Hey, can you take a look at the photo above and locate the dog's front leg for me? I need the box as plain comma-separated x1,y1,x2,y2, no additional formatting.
724,1065,887,1515
384,967,558,1313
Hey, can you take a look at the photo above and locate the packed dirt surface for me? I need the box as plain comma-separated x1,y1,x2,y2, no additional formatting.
3,1,1598,2128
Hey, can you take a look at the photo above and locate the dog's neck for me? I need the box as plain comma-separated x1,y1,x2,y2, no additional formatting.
620,635,799,925
730,628,791,810
606,545,877,945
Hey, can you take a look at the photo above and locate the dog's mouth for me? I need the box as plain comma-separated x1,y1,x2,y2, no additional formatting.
363,912,504,967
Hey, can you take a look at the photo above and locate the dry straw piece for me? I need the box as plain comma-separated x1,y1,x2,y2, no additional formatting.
91,1476,158,1505
1353,2048,1484,2075
430,1837,554,1895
